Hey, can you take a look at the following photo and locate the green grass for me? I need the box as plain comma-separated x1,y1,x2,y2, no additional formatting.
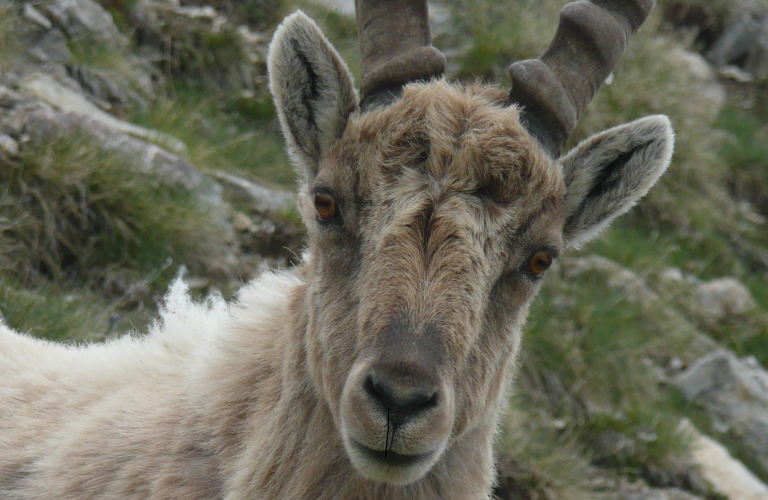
0,3,25,60
518,268,700,488
589,218,739,282
67,38,155,104
496,407,592,498
0,274,111,341
0,269,161,341
0,0,300,342
589,220,768,365
718,107,768,215
130,85,295,186
446,0,563,82
0,131,232,287
0,267,168,341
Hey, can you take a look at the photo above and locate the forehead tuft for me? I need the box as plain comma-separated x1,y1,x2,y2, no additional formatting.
330,80,564,206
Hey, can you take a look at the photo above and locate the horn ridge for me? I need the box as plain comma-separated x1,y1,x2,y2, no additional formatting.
356,0,446,111
508,0,654,158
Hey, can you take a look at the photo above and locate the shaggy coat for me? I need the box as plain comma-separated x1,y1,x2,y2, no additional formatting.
0,12,673,500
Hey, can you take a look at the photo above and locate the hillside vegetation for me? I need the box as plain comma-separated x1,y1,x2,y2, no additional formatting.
1,0,768,498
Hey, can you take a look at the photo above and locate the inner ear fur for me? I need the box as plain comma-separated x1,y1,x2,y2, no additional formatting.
560,115,674,248
268,11,359,180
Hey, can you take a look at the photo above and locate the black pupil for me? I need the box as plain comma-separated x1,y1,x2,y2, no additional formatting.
315,195,334,218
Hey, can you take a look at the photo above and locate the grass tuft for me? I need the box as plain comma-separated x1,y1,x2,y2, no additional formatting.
130,85,294,185
518,267,697,487
0,274,111,341
0,132,231,288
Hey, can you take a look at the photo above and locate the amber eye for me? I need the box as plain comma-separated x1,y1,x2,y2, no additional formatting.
314,192,336,221
528,251,554,277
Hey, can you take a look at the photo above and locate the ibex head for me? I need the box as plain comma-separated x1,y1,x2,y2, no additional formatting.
268,0,672,487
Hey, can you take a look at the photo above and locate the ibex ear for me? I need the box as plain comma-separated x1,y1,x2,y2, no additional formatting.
268,11,359,180
560,115,674,248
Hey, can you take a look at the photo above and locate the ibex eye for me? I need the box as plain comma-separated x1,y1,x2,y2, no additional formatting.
314,192,336,221
528,251,554,277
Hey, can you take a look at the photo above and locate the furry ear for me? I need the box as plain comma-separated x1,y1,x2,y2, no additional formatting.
560,115,674,248
268,11,359,180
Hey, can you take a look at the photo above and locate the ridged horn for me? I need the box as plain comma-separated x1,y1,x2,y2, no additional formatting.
356,0,446,111
508,0,655,158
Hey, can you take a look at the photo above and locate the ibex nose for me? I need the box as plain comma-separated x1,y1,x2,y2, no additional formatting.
363,365,439,422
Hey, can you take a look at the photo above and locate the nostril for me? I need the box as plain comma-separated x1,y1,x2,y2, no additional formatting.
363,374,393,408
422,391,438,409
363,374,381,400
363,372,439,417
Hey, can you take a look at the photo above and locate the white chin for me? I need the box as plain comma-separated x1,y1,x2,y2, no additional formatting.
342,434,446,485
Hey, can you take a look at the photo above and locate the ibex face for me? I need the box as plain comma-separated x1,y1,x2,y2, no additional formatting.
309,82,565,485
269,0,673,487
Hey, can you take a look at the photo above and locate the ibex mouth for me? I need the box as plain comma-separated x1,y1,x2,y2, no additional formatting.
343,434,445,485
351,440,432,467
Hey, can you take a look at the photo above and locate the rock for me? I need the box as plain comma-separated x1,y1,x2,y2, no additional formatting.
564,255,719,362
668,357,685,374
172,5,218,19
130,1,269,92
40,0,126,48
208,172,303,262
109,138,216,195
622,491,701,500
23,3,53,30
67,65,132,109
719,64,755,83
19,73,185,153
231,211,255,232
662,2,719,47
672,350,768,477
668,49,726,117
0,134,19,155
228,210,304,264
0,98,229,233
706,13,762,68
566,255,658,307
679,419,768,500
586,472,703,500
746,26,768,81
0,85,25,109
310,0,355,15
692,277,756,327
671,49,715,82
660,491,703,500
30,29,73,65
673,349,768,410
659,267,695,286
236,25,268,46
309,0,450,39
211,170,296,215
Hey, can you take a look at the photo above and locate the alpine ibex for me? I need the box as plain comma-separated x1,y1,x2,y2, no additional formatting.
0,1,672,498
